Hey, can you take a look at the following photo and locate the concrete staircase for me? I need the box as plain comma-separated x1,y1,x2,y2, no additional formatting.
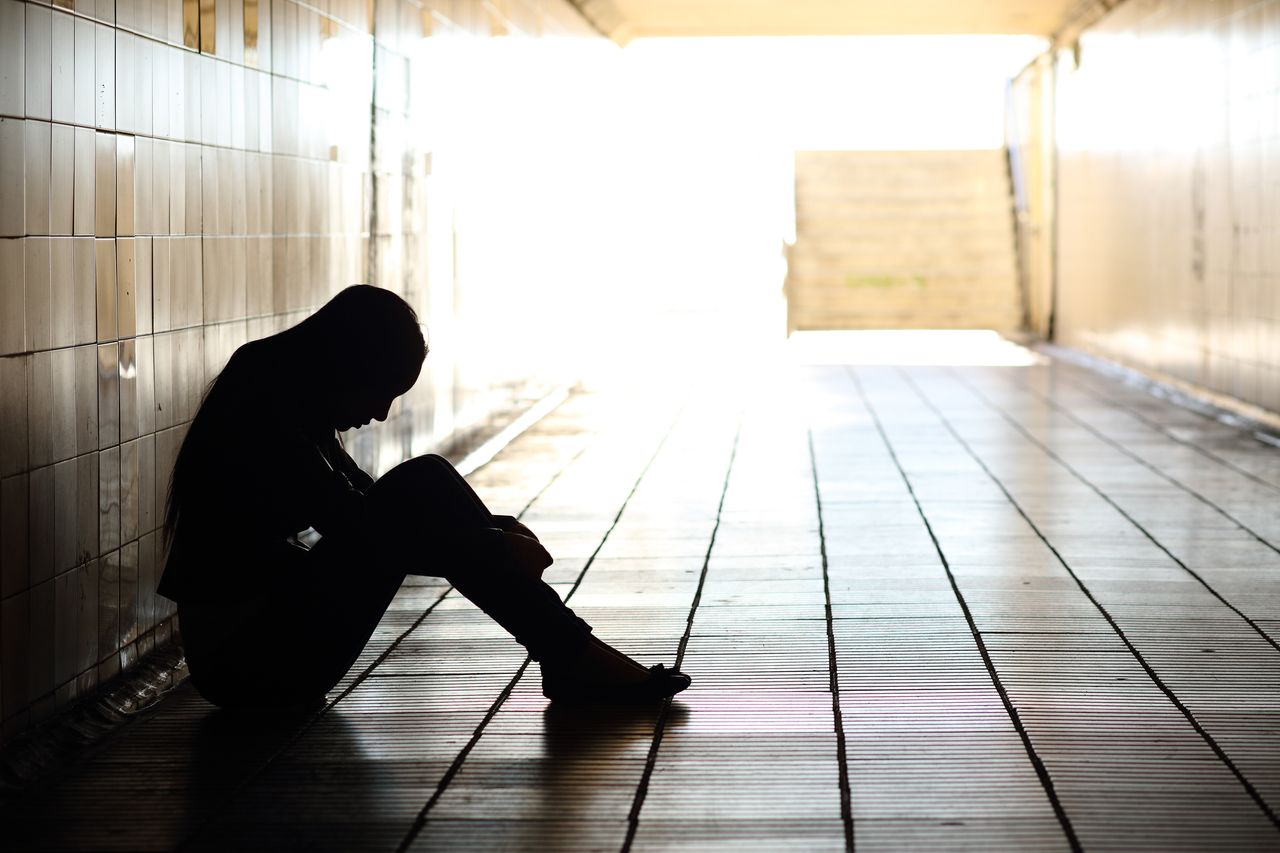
786,150,1023,332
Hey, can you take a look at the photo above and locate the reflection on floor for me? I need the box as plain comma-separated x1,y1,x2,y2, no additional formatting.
5,349,1280,852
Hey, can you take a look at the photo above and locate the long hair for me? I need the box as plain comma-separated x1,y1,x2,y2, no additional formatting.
162,286,426,550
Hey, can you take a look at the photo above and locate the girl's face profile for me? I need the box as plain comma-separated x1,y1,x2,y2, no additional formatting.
328,355,424,432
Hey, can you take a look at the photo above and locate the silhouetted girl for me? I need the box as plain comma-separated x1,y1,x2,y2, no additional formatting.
159,285,690,708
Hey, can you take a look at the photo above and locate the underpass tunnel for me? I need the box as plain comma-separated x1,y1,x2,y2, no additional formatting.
1,1,1279,846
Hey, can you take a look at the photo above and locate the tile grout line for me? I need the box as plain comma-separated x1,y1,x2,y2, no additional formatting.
903,367,1280,832
1053,363,1280,493
175,415,598,851
1007,367,1280,553
978,368,1280,655
394,410,686,853
807,428,856,853
619,416,743,853
848,366,1084,853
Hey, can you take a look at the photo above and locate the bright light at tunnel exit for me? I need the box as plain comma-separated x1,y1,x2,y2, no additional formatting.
400,33,1047,392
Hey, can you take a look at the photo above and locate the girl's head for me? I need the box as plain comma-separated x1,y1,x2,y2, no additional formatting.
300,285,428,431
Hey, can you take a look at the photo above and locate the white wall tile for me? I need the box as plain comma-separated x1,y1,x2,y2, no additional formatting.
50,10,72,123
49,122,72,235
0,118,25,236
24,4,52,121
0,0,25,117
24,120,51,235
73,17,95,126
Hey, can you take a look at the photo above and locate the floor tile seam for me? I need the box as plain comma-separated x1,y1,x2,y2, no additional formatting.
847,366,1083,853
1003,369,1280,564
808,428,857,853
951,369,1280,659
172,414,600,852
620,415,743,853
394,409,688,853
905,368,1280,832
1050,362,1280,494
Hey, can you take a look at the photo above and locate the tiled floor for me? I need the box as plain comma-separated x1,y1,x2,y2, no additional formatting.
5,350,1280,852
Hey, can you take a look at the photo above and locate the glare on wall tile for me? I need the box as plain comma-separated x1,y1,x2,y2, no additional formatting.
73,17,95,127
151,139,170,236
135,337,154,441
94,132,115,237
117,134,135,237
71,238,95,345
0,0,24,118
0,118,25,237
151,42,169,139
183,141,201,232
50,9,72,124
116,237,135,339
134,137,151,235
151,237,170,332
168,143,185,234
183,50,201,145
215,60,231,150
72,126,94,237
95,238,116,341
167,48,185,142
120,338,138,440
199,55,216,147
24,3,52,121
94,23,114,130
132,35,153,138
97,344,120,445
200,145,217,235
50,123,72,236
115,32,136,134
135,236,152,334
24,120,51,236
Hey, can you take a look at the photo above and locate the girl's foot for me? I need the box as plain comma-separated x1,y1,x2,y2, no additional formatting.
541,637,691,704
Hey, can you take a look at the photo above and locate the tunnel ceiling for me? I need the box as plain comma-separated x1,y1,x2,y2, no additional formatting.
581,0,1083,38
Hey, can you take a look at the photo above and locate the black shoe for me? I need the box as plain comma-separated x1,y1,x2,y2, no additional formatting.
542,663,692,704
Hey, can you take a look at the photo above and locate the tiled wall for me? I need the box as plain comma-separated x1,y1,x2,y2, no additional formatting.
0,0,599,740
1054,0,1280,414
1005,51,1054,339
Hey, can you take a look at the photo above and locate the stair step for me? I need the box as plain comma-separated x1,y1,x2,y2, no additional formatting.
790,149,1020,331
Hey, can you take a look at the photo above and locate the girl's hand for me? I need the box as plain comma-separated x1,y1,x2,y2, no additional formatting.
508,520,538,541
503,531,553,578
493,514,539,541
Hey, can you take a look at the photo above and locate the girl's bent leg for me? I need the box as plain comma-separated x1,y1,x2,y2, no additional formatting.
367,454,593,664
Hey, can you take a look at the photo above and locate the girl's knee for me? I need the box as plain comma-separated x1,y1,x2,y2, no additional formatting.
368,454,469,521
376,454,453,491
